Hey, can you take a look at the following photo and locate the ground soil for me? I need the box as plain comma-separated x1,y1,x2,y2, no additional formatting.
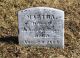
0,0,80,58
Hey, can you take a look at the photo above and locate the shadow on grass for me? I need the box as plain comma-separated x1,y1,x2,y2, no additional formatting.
0,36,19,44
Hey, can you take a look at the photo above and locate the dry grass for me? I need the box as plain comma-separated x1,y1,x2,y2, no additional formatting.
0,0,80,58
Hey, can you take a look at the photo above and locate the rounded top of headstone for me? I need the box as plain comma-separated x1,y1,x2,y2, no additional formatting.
18,7,64,13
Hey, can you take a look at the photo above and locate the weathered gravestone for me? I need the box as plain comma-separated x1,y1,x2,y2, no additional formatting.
18,7,64,48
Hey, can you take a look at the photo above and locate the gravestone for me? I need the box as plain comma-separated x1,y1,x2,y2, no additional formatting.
18,7,64,48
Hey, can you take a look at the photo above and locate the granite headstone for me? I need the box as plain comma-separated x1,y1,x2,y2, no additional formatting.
18,7,64,48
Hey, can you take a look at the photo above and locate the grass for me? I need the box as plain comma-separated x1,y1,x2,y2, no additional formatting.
0,0,80,58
